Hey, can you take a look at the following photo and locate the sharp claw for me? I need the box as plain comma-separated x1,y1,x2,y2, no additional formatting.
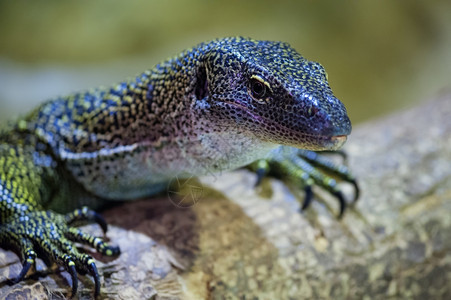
88,261,101,298
11,249,36,284
67,261,78,297
253,160,269,187
333,191,347,218
11,261,32,284
301,185,313,211
100,243,121,256
110,245,121,256
91,210,108,233
254,167,266,187
350,179,360,202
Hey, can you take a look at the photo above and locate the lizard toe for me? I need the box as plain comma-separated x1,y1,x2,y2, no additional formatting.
66,226,120,256
88,260,101,298
65,206,108,234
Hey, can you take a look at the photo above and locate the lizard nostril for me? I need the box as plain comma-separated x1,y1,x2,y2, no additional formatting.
306,106,319,118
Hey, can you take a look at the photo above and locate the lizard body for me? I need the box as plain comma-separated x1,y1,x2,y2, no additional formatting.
0,37,356,297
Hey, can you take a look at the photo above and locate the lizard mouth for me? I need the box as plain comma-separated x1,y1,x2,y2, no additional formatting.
324,134,347,150
219,100,349,150
284,130,348,151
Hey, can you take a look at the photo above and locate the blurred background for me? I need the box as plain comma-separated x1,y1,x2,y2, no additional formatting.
1,0,450,126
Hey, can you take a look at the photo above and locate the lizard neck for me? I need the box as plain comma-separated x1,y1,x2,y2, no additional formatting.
25,46,207,155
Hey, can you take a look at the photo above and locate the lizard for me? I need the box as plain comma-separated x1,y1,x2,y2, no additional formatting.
0,37,358,298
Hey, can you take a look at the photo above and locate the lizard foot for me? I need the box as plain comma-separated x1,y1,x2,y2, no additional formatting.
249,147,359,218
0,206,120,298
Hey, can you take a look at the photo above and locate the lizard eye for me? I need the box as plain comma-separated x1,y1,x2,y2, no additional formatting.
249,75,270,101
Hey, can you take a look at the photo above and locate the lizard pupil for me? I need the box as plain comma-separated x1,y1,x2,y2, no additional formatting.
250,79,266,100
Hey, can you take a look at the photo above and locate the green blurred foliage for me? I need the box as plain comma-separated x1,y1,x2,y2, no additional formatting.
0,0,450,124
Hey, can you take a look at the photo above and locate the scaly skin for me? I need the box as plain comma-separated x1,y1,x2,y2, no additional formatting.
0,37,357,297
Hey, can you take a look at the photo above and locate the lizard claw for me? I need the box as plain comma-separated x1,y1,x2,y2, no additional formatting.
1,208,119,298
350,179,360,203
10,249,37,284
300,185,313,211
251,159,270,187
66,259,78,297
88,261,101,298
332,191,347,218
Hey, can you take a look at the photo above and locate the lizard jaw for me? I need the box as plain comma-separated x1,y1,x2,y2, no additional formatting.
215,100,350,151
324,134,347,151
290,133,348,151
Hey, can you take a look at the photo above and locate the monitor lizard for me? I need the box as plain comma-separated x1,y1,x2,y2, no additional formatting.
0,37,358,298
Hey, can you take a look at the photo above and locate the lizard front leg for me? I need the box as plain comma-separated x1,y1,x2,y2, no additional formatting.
248,146,359,217
0,138,120,298
0,207,120,298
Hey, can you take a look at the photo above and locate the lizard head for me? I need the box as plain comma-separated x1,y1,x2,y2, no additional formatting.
196,37,351,151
